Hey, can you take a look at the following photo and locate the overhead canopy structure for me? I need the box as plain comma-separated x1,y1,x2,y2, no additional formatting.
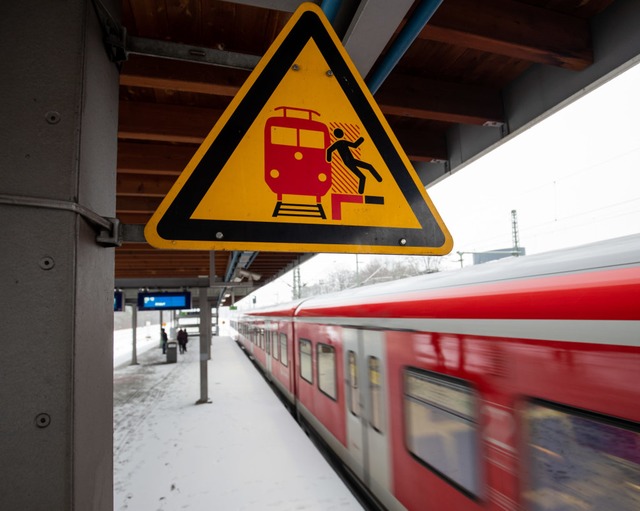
111,0,640,304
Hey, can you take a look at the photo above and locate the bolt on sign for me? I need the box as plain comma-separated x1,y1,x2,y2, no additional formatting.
145,2,453,255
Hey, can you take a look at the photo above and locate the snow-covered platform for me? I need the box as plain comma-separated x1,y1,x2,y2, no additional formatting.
114,335,364,510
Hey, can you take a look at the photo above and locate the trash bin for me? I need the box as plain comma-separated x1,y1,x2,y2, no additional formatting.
166,341,178,363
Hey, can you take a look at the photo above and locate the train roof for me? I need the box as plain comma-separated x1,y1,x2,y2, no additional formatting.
242,297,307,318
296,233,640,313
239,234,640,319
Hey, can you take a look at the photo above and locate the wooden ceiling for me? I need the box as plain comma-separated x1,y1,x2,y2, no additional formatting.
113,0,629,304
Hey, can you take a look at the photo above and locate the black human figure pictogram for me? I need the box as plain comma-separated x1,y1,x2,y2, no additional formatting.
326,128,382,194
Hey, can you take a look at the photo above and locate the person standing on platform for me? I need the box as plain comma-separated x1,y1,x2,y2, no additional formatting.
161,327,168,354
177,329,188,354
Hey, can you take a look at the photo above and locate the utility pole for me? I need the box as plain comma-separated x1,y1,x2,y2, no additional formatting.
293,266,301,299
511,209,521,256
458,210,522,268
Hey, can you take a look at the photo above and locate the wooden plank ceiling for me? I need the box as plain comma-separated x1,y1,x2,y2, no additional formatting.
115,0,614,303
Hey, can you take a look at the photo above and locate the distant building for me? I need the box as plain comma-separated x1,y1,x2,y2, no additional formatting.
473,247,526,265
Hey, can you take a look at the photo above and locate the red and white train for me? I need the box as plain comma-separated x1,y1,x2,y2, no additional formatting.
232,234,640,511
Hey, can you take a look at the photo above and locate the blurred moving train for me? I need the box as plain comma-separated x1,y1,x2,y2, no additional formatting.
232,234,640,511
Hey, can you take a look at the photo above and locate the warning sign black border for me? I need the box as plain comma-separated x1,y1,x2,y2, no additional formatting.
154,7,448,251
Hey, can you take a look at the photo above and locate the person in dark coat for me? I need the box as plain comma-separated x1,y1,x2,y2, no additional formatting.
161,328,168,354
177,329,188,354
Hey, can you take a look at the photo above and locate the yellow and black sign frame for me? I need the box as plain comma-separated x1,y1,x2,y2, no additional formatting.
145,3,452,255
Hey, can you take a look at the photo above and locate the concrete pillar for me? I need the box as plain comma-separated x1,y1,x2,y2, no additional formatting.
0,1,119,509
197,289,212,404
131,304,139,366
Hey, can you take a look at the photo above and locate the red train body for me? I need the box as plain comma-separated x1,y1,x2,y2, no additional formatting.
233,235,640,511
264,106,331,202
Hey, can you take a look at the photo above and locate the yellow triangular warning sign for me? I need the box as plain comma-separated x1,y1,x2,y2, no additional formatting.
145,2,452,255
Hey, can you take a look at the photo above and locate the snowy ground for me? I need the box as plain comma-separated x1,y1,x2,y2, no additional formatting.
114,326,160,368
113,335,364,510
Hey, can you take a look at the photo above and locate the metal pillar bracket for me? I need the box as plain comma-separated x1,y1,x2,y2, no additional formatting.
92,0,128,67
0,193,122,247
91,0,260,70
96,217,122,247
121,223,146,243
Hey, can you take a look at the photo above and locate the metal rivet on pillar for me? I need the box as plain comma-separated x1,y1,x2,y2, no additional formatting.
35,413,51,428
45,111,61,124
39,256,55,270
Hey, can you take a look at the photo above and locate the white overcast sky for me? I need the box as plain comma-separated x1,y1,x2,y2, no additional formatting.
241,60,640,307
430,60,640,260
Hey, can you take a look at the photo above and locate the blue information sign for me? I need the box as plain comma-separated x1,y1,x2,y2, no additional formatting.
114,291,124,312
137,291,191,311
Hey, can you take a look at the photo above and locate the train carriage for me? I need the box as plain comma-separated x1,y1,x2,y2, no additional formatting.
235,234,640,511
236,300,302,405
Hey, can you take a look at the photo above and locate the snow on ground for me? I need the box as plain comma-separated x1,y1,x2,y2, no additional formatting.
114,326,161,368
114,335,364,511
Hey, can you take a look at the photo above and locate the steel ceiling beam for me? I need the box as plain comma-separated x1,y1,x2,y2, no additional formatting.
342,0,414,79
217,0,311,12
366,0,444,93
127,36,261,70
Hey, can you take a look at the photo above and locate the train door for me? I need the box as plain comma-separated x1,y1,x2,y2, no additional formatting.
343,328,391,496
265,324,272,377
248,325,255,356
343,328,365,480
363,330,391,497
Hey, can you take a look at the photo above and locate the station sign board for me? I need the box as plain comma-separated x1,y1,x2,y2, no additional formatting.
137,292,192,311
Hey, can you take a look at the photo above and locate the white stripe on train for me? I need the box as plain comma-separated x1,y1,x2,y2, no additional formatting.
292,317,640,346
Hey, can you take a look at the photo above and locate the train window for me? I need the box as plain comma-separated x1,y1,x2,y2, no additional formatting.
299,129,325,149
317,344,337,400
347,351,359,417
369,357,383,433
404,368,480,497
280,333,288,367
299,339,313,383
271,126,297,146
523,400,640,511
265,330,270,355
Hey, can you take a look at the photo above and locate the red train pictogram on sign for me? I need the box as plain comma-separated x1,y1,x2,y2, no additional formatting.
265,106,331,218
